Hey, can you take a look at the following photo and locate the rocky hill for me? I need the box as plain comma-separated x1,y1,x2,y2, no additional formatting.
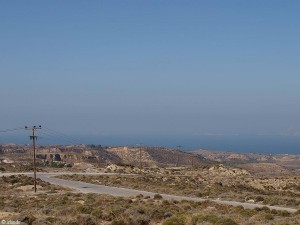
0,144,210,168
192,149,300,173
2,144,299,172
106,146,210,167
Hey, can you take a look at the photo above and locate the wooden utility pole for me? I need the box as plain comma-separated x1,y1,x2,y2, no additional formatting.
136,143,143,170
176,145,181,167
25,125,42,193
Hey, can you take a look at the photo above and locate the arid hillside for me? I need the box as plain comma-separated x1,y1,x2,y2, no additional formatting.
0,144,211,170
193,149,300,174
106,146,210,167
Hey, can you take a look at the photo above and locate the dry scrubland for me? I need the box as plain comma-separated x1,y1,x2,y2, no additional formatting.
58,164,300,208
2,145,300,224
1,175,300,225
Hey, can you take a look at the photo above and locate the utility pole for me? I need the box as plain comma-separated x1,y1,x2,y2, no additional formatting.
176,145,181,167
136,143,143,170
25,125,42,193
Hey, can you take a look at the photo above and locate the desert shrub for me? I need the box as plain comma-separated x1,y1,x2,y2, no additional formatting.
115,162,135,168
270,209,278,215
192,214,219,224
75,205,93,214
20,214,36,225
112,219,126,225
215,218,238,225
255,196,264,202
42,208,52,215
85,193,97,201
279,210,291,217
136,208,145,214
163,212,173,218
46,217,58,223
91,208,103,219
232,205,244,213
55,207,73,217
6,175,19,184
215,204,230,213
254,207,263,212
264,213,274,220
182,204,192,210
150,209,167,221
162,215,186,225
127,216,150,225
136,218,150,225
260,206,271,213
136,194,144,198
195,191,203,197
241,209,257,218
76,214,97,225
102,206,125,222
162,200,170,206
153,194,163,199
264,197,279,206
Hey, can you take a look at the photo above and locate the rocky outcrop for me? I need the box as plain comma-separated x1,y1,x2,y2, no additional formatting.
208,164,250,176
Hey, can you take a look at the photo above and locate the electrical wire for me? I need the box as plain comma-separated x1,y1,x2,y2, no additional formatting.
42,127,83,144
0,126,86,145
0,127,24,133
39,130,78,145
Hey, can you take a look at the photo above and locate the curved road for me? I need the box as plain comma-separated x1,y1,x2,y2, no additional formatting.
1,172,298,213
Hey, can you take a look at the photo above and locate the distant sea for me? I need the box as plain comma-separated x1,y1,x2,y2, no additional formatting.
93,135,300,155
1,133,300,155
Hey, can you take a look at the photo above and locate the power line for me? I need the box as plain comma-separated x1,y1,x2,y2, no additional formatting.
0,127,24,133
42,127,82,144
39,129,79,145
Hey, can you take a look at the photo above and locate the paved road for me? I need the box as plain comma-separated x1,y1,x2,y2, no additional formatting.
1,172,298,213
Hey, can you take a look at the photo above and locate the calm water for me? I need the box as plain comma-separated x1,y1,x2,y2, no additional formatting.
95,135,300,154
1,133,300,154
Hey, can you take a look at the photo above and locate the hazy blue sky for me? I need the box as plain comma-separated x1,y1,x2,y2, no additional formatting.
1,1,300,141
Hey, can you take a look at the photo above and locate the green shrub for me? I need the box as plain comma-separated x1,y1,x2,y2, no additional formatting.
270,209,278,214
163,215,186,225
264,213,274,220
215,218,238,225
76,205,93,214
192,214,219,224
91,209,103,219
279,210,291,217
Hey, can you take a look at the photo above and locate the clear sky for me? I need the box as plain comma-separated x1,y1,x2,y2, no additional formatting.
1,1,300,142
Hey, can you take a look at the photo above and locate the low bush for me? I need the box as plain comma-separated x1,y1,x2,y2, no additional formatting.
153,194,163,199
162,215,186,225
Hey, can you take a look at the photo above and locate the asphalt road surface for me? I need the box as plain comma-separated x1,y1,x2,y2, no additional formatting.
1,172,298,213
